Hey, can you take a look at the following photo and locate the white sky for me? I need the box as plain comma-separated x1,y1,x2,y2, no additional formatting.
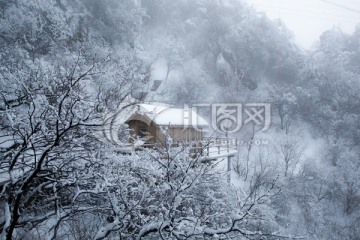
244,0,360,49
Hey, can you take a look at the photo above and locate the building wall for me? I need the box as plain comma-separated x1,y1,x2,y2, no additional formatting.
167,127,203,142
126,120,204,144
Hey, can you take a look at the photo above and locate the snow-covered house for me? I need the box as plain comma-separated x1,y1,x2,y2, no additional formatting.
110,98,237,165
125,103,208,144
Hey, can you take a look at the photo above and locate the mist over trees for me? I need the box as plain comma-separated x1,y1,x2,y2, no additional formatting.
0,0,359,239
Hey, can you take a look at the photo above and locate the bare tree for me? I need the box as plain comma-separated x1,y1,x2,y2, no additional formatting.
344,182,360,215
84,137,300,239
0,52,131,240
278,140,304,177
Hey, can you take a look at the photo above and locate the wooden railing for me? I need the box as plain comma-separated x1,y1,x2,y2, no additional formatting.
191,138,238,157
135,138,238,158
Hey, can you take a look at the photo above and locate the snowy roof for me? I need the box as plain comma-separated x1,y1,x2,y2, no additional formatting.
129,103,209,127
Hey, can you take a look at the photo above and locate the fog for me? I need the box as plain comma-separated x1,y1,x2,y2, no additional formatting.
1,0,359,239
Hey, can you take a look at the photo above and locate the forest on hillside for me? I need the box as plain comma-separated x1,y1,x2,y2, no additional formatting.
0,0,359,239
